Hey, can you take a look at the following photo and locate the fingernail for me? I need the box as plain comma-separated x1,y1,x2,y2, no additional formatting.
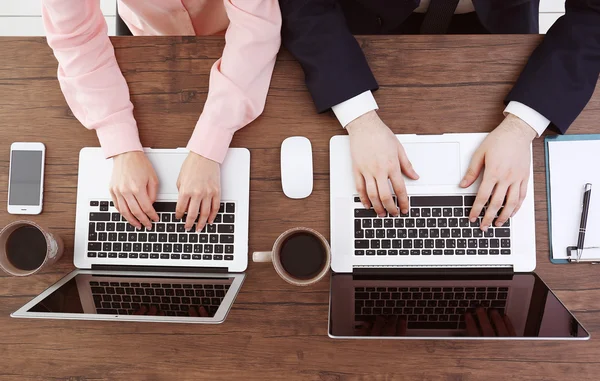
470,217,476,223
363,203,369,209
401,209,408,214
482,226,488,232
460,180,467,187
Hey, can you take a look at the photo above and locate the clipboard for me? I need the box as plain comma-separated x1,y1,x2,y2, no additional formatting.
545,134,600,263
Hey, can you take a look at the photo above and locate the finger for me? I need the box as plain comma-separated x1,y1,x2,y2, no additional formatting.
503,314,517,336
390,170,409,215
365,178,385,217
124,193,152,229
489,309,508,337
116,193,140,229
496,184,519,227
196,198,212,233
482,184,508,230
185,196,201,231
208,194,221,225
134,189,159,224
198,306,209,317
133,305,147,315
460,150,484,188
189,306,198,317
396,316,408,336
109,188,119,213
469,176,495,223
382,315,398,336
370,316,385,336
354,169,370,209
377,176,398,217
476,307,495,337
512,180,528,217
148,176,159,203
176,191,190,221
398,143,419,180
465,312,479,337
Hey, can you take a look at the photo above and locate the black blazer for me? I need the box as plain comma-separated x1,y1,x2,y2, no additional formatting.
280,0,600,133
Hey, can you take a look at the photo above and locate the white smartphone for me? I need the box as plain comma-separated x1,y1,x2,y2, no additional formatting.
8,142,46,215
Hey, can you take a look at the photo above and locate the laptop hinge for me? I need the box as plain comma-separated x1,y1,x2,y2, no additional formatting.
351,266,514,278
91,264,229,273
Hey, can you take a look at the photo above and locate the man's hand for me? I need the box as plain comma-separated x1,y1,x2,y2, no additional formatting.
460,114,537,230
110,151,160,229
176,152,221,232
355,315,408,336
347,111,419,217
465,308,516,337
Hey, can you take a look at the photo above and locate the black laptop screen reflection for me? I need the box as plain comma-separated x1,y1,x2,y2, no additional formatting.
28,273,234,318
329,273,588,338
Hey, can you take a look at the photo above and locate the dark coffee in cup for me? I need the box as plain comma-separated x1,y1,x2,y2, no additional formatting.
6,226,47,271
0,220,64,276
253,227,331,286
279,231,327,280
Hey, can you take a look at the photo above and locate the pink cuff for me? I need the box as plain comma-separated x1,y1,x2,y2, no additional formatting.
95,122,143,158
186,119,234,164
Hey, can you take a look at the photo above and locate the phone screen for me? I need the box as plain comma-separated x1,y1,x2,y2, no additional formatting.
9,150,43,206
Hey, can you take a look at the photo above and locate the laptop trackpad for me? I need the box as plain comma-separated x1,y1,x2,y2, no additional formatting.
403,142,461,186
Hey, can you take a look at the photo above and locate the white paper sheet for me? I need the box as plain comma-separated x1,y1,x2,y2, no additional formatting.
548,139,600,260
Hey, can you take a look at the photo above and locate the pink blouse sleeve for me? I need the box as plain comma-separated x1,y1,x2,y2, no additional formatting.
42,0,143,158
186,0,282,163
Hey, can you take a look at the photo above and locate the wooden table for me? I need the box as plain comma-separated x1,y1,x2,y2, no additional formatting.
1,35,599,380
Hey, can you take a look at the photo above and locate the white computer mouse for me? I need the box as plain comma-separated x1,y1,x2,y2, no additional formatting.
281,136,313,199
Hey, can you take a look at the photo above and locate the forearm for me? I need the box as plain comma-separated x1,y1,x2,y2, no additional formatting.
280,0,378,112
187,0,282,163
42,0,141,158
505,0,600,133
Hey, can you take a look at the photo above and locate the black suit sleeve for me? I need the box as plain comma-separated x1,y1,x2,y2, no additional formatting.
506,0,600,133
279,0,379,113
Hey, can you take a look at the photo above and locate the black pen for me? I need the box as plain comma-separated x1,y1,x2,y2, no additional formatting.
577,183,593,261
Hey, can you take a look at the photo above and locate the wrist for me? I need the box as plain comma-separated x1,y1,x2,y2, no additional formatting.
503,114,537,141
346,110,379,135
188,151,218,165
112,150,143,161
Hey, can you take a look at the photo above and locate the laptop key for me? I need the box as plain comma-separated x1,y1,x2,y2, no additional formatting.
355,209,377,218
411,196,463,207
90,212,110,221
217,225,235,234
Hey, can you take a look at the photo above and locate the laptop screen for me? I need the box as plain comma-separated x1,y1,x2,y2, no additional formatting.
329,272,589,339
16,270,243,322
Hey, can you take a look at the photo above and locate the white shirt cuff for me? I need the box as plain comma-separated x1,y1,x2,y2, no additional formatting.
331,90,379,128
504,101,550,137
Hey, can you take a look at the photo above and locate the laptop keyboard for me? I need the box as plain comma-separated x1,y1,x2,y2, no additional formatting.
87,200,236,261
353,195,511,256
90,281,230,317
355,286,509,330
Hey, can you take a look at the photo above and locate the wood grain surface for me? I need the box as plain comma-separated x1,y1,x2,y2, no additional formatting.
0,35,599,381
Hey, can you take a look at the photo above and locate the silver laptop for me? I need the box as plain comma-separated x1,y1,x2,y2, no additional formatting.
12,147,249,323
328,133,589,339
330,133,535,272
